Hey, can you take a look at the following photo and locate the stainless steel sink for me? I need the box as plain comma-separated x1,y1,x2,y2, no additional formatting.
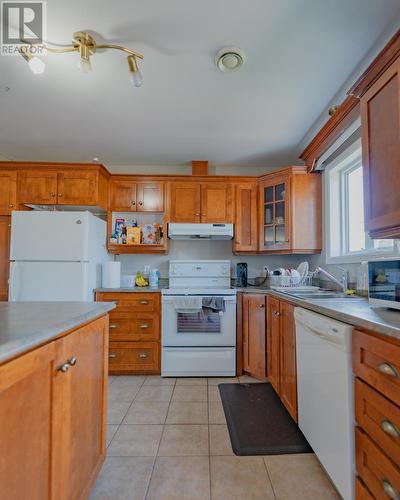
282,290,361,300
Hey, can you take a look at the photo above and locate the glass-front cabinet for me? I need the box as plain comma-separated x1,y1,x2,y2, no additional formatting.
260,175,290,251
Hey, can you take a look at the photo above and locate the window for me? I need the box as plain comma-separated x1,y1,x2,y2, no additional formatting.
325,139,397,263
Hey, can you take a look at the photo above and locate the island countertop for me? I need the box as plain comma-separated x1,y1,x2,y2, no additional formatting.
0,301,116,365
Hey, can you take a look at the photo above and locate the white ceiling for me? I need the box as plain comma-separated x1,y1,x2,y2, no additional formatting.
0,0,399,167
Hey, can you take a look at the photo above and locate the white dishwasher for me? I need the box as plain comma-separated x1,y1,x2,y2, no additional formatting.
294,307,355,500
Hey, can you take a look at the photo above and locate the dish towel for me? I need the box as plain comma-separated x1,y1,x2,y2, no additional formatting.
202,297,226,316
173,296,203,313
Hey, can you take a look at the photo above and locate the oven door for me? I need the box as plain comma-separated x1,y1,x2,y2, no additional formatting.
162,295,236,347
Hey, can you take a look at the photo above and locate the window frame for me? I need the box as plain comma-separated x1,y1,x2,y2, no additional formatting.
324,140,398,264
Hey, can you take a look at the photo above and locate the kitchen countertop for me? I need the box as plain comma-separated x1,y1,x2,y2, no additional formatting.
94,283,168,293
0,302,116,365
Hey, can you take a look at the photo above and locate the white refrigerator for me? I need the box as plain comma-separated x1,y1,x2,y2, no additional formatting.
9,211,111,301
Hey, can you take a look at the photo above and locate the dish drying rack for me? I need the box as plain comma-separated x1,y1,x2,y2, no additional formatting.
268,271,318,289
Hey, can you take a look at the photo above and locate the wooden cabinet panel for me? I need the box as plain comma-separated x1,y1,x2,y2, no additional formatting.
234,183,258,252
19,170,57,204
356,428,400,500
200,183,233,223
0,171,17,214
355,378,400,464
169,182,201,222
99,292,160,313
0,216,10,301
353,329,400,406
109,341,160,373
110,180,137,211
361,58,400,238
109,313,159,341
242,294,266,378
57,171,97,205
54,317,107,500
136,182,164,211
0,342,57,500
355,477,374,500
279,301,297,421
266,296,281,393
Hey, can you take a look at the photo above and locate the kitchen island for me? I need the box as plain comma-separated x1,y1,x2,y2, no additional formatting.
0,301,115,500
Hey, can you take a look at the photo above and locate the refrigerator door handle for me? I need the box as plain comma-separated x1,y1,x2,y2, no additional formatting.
9,262,17,301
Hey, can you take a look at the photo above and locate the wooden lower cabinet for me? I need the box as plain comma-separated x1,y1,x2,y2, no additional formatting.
266,295,298,421
0,215,11,300
96,291,161,374
242,294,266,379
353,329,400,500
0,315,108,500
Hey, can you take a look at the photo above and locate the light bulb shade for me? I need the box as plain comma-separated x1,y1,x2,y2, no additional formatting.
79,57,92,73
27,56,45,74
129,69,143,87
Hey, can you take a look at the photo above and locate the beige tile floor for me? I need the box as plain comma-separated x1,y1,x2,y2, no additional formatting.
90,375,340,500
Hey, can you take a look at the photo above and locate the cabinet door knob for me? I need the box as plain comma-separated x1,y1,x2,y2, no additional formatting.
382,480,399,500
8,204,14,208
68,356,77,366
58,193,63,197
380,419,400,439
273,311,280,316
195,213,200,216
109,353,117,358
139,353,148,358
109,324,118,329
132,201,136,206
379,362,399,379
58,363,70,373
139,201,143,206
140,323,150,329
50,193,56,198
258,304,265,308
139,300,149,305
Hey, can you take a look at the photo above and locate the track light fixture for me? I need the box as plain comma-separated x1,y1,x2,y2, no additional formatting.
19,31,144,87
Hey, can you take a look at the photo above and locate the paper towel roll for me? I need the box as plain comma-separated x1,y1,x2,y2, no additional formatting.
102,261,121,288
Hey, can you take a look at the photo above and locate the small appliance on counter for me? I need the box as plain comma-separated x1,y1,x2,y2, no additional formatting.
368,258,400,309
236,262,248,287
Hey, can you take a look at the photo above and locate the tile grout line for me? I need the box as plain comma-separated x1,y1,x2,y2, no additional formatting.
143,377,177,500
262,457,278,500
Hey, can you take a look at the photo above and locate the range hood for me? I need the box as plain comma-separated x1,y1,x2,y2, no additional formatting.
168,223,234,240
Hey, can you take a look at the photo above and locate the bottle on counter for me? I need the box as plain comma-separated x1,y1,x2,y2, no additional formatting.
149,268,159,288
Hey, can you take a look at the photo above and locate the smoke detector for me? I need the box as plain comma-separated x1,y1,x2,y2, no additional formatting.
215,47,245,73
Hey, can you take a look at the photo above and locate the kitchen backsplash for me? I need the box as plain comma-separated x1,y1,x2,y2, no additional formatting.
117,240,317,278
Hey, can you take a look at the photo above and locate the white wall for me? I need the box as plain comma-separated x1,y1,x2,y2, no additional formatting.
105,163,281,176
117,240,315,279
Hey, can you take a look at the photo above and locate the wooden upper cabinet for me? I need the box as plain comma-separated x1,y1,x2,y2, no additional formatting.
136,182,164,212
279,301,297,421
0,171,17,214
361,58,400,238
233,183,258,252
169,181,233,223
259,167,321,254
0,216,11,301
17,165,109,210
18,170,58,204
57,171,97,205
0,342,57,500
242,294,266,379
110,180,164,212
200,183,233,223
110,180,137,211
169,182,201,222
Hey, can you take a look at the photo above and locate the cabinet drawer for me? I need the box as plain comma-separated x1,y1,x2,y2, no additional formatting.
108,342,160,373
353,330,400,406
355,378,400,464
355,477,374,500
356,427,400,500
99,293,160,312
109,313,159,341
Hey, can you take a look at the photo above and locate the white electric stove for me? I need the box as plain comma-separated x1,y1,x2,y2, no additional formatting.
161,260,236,377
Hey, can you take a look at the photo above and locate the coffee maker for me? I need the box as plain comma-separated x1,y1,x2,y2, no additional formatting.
236,262,248,287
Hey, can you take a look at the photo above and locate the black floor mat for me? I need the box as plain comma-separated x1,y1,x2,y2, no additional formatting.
219,383,313,456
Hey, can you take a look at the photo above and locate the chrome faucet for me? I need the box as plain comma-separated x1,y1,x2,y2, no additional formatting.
316,266,348,292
